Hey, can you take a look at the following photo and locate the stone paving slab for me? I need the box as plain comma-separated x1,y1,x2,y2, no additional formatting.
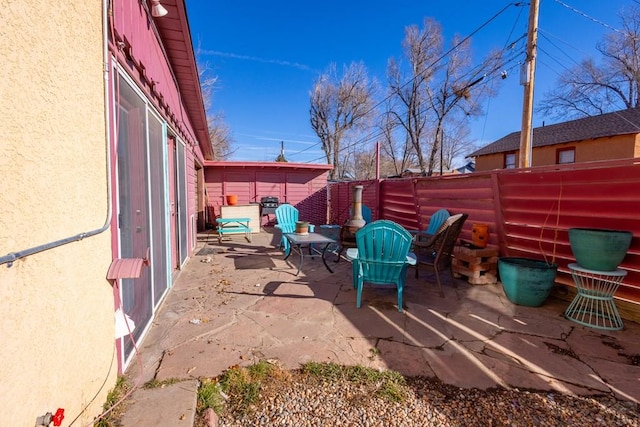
121,231,640,426
120,379,198,427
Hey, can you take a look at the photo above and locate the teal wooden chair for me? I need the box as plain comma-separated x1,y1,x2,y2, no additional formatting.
275,204,298,256
348,220,414,312
425,208,450,235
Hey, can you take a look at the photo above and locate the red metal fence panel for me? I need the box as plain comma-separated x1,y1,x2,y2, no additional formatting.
328,180,380,225
328,159,640,306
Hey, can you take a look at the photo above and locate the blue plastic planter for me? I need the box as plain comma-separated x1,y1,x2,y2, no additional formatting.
498,257,557,307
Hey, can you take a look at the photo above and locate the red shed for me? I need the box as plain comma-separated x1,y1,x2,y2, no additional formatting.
204,161,333,227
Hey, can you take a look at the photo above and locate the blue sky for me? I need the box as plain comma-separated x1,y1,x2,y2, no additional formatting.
186,0,636,164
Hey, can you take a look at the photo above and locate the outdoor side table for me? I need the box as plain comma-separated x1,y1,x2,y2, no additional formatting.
284,232,337,276
565,263,627,331
318,224,341,260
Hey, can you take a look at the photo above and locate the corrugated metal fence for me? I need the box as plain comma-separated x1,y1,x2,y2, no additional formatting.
329,159,640,309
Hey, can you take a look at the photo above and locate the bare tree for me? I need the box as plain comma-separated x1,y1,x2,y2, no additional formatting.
440,117,474,172
352,149,377,180
377,100,417,177
424,38,501,175
197,48,234,160
388,19,501,175
387,18,443,175
310,62,377,180
208,112,234,160
539,6,640,119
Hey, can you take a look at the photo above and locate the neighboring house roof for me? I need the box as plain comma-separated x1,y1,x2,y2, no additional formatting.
468,108,640,157
154,0,213,160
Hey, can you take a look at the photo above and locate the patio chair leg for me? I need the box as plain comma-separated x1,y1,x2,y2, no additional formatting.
435,267,444,297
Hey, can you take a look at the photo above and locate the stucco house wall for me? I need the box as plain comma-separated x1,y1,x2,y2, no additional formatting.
0,1,114,425
1,0,212,424
475,153,514,171
475,134,639,171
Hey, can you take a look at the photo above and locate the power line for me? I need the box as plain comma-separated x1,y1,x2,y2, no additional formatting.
304,2,527,165
304,44,527,164
304,46,527,165
552,0,625,35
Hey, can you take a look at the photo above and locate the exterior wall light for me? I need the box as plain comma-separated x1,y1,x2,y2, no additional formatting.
150,0,168,17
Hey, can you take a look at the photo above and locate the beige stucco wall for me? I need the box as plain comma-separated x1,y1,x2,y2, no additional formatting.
0,1,115,426
475,152,514,171
475,134,638,171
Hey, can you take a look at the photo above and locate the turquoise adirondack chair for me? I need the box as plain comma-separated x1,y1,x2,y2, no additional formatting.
425,208,450,235
349,220,414,312
275,204,298,256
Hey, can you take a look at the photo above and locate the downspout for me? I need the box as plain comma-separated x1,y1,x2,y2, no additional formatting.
0,0,114,268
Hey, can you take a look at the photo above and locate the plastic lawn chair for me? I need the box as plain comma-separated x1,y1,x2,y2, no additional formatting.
275,204,298,256
349,220,414,312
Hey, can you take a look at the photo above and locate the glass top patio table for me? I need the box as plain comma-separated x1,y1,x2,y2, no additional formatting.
284,232,337,276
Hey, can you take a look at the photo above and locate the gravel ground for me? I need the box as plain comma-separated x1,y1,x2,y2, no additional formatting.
211,374,639,427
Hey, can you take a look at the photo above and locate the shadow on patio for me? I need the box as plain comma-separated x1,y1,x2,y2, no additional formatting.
123,228,640,424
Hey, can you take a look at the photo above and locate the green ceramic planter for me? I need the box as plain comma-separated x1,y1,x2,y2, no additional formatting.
568,228,632,271
498,257,557,307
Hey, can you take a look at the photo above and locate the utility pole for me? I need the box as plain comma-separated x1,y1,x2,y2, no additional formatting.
375,141,380,180
519,0,539,168
439,128,444,176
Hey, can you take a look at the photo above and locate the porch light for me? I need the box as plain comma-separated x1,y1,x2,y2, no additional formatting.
150,0,168,17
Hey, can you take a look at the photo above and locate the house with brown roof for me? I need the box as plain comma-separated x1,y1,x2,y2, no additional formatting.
468,108,640,171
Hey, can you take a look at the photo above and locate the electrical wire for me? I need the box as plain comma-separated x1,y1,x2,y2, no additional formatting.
534,11,640,125
83,283,146,427
304,42,528,165
264,2,527,165
302,1,526,165
67,3,147,423
479,1,528,143
552,0,626,35
66,345,116,426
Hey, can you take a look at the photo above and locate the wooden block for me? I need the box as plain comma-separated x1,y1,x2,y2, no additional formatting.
467,273,498,285
454,245,498,258
452,261,497,285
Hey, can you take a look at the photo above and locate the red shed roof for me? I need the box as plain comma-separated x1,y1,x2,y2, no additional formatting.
204,161,333,170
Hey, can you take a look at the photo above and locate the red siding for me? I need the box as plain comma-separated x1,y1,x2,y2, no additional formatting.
328,180,381,225
380,179,415,230
204,163,331,226
112,0,200,148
